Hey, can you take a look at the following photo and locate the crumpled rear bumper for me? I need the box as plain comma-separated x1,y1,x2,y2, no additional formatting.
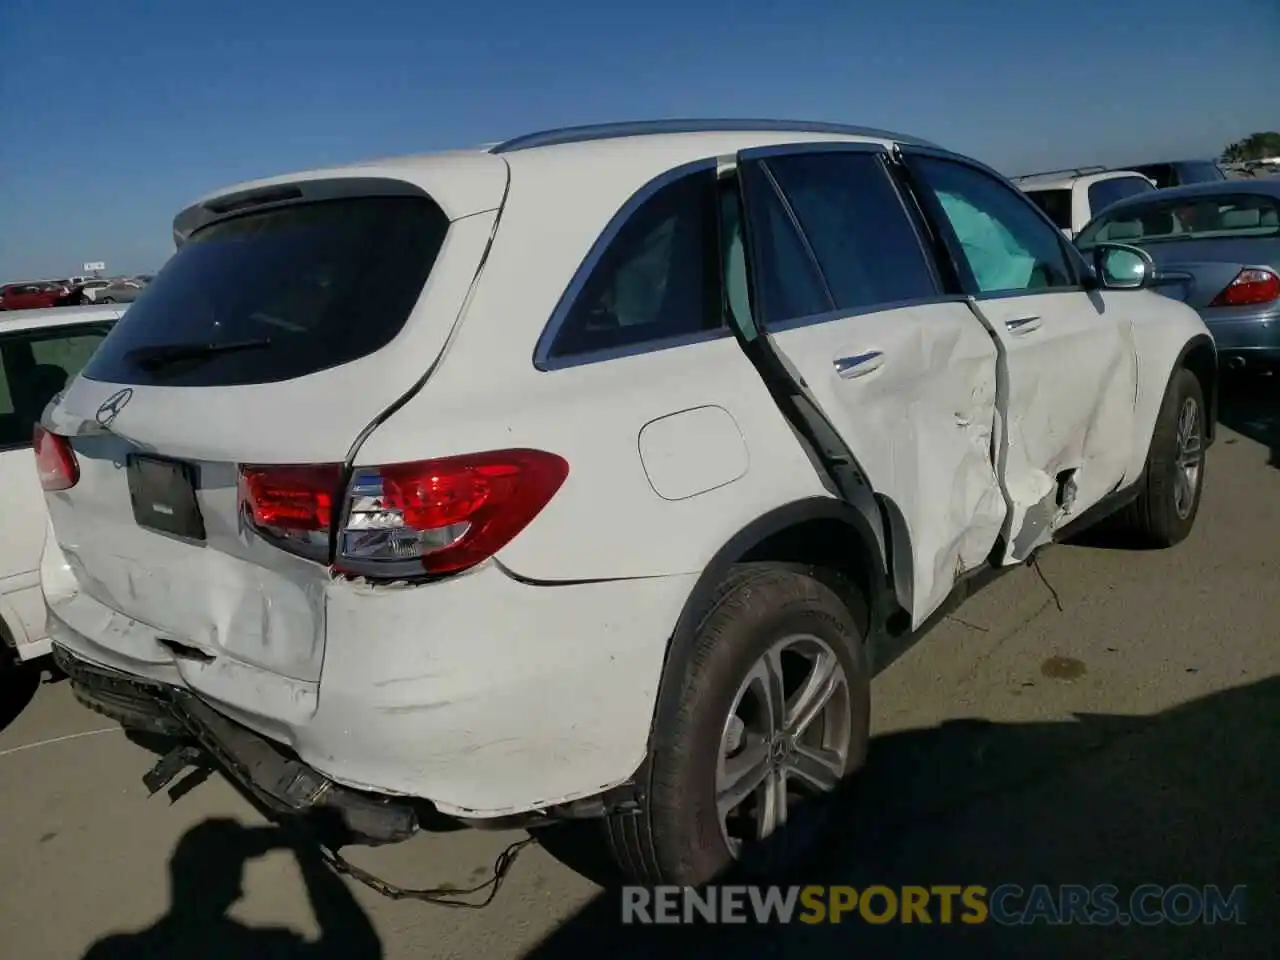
53,643,419,845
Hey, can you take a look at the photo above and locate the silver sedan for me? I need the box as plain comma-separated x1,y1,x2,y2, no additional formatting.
93,278,148,304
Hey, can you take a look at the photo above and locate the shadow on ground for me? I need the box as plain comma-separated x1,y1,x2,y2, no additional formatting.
0,660,45,733
81,818,383,959
525,677,1279,959
1218,367,1278,469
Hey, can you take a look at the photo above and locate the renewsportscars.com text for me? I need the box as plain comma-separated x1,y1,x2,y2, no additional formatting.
621,883,1248,926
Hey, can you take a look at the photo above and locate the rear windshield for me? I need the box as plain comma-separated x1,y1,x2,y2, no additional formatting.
1024,189,1072,230
82,196,450,387
1088,176,1155,216
1177,162,1226,184
1076,192,1280,248
1130,164,1175,188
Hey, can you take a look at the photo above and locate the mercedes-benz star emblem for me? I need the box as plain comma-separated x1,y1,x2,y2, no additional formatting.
95,388,134,427
768,735,791,765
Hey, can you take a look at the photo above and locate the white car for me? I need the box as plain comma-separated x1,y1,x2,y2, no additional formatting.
1,304,123,673
40,120,1216,888
1013,166,1157,238
75,279,113,304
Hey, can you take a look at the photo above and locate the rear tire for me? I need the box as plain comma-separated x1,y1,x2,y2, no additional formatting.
605,563,870,887
1118,367,1206,547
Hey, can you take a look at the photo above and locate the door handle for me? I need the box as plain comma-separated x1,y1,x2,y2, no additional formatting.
834,351,885,379
1006,315,1042,335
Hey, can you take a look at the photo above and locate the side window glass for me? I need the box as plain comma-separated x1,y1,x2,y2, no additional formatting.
912,157,1075,294
738,162,832,327
0,342,13,420
0,324,112,449
547,169,723,361
717,176,758,341
765,151,939,311
1088,177,1153,216
1025,189,1072,231
32,330,110,374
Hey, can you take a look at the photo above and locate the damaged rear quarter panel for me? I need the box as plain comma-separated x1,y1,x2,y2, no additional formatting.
296,564,699,817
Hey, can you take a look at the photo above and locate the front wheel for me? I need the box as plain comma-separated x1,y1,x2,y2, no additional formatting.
605,564,871,887
100,297,114,303
1119,367,1207,547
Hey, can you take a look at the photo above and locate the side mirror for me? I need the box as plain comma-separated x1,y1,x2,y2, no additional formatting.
1089,242,1156,290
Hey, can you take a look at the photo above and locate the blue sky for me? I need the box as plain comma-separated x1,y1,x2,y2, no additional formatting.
2,0,1277,280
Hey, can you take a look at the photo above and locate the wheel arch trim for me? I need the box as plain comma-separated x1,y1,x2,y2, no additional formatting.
1173,332,1218,445
641,497,900,754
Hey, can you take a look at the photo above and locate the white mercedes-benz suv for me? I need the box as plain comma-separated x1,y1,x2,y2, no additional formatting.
39,119,1217,888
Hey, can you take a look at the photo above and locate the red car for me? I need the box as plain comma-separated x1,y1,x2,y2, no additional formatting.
0,282,72,311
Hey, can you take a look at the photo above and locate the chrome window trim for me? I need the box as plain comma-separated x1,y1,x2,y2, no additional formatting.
532,158,723,372
764,294,972,335
969,286,1089,303
737,140,889,163
534,326,734,372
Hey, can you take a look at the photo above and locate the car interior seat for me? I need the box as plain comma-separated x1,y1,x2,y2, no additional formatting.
15,364,70,424
1220,208,1263,230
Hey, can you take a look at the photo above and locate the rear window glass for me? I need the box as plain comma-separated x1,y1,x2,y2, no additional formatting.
82,196,450,387
1024,189,1072,230
1177,162,1226,184
1077,193,1280,248
0,322,114,449
1131,164,1176,189
1088,176,1155,216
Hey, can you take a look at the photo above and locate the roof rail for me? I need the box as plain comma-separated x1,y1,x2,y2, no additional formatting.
488,118,940,154
1011,165,1107,182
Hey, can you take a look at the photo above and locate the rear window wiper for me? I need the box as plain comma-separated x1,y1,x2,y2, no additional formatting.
125,337,273,371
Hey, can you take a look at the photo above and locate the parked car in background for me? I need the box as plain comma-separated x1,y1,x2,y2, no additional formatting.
1,304,123,676
41,119,1215,888
94,278,146,304
1119,159,1226,189
73,279,113,304
1012,166,1156,238
1076,179,1280,369
0,282,72,311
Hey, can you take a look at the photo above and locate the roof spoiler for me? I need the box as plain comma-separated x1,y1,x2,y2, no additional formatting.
171,177,429,248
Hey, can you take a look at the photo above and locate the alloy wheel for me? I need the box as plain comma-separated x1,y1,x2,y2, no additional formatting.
1173,396,1203,520
716,634,851,865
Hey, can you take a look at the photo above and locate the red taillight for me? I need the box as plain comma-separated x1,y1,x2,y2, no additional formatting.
1209,268,1280,307
336,449,569,577
238,464,342,561
33,425,79,491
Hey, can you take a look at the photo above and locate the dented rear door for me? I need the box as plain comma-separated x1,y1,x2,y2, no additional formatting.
731,143,1007,627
